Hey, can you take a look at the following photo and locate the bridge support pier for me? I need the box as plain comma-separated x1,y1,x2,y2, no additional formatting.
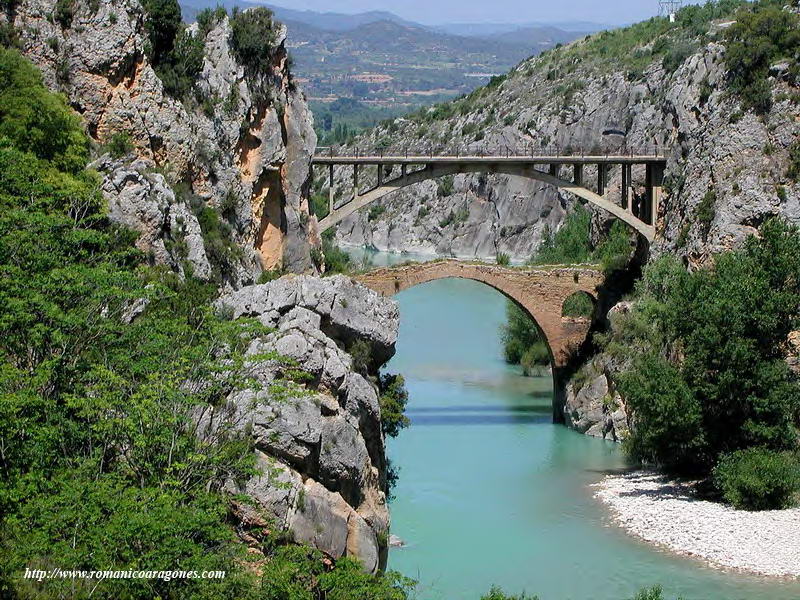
646,163,664,226
353,164,359,198
621,163,632,211
549,163,560,178
329,164,335,214
597,163,608,196
574,164,583,187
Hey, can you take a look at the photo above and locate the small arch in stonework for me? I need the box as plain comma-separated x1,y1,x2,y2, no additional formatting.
561,291,596,320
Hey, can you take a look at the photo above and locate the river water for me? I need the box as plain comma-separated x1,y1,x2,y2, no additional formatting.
348,249,800,600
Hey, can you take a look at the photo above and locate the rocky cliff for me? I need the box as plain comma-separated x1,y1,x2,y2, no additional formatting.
210,275,399,572
2,0,319,287
327,6,800,266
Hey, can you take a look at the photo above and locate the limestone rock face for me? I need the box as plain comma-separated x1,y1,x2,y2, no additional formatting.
562,300,632,441
564,372,629,442
330,34,800,266
4,0,319,286
210,276,398,572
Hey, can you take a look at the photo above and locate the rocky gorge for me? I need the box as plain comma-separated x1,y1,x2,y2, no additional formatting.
320,4,800,442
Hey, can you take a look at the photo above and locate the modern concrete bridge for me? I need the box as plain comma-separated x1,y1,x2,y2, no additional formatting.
313,146,667,242
355,259,604,369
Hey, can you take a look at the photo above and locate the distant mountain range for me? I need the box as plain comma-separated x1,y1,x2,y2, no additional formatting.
179,1,605,36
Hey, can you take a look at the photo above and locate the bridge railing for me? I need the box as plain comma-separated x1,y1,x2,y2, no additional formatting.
313,144,669,159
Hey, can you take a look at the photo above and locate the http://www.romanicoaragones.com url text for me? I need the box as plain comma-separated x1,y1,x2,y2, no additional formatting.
23,568,226,583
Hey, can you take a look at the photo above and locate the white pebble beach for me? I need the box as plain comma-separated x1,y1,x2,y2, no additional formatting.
593,471,800,578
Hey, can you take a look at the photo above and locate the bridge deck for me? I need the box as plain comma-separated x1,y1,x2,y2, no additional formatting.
312,154,666,165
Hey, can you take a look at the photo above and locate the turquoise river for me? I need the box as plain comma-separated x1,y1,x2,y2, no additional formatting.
349,250,800,600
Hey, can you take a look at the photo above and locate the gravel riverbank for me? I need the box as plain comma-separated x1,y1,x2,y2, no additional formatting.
593,471,800,578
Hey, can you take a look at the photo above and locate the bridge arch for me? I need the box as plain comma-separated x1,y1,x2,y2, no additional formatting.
318,162,659,242
355,260,604,422
355,260,603,369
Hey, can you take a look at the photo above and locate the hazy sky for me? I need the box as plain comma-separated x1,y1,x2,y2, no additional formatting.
264,0,703,26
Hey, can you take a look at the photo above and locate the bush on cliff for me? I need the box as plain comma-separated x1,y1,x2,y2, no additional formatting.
723,1,800,114
230,6,278,77
611,218,800,505
714,448,800,510
142,0,181,63
529,205,634,274
378,374,410,438
141,0,206,100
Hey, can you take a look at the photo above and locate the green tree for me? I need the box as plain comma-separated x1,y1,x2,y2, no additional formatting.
0,47,88,172
230,6,277,77
142,0,182,64
612,219,800,503
723,2,800,113
378,374,410,438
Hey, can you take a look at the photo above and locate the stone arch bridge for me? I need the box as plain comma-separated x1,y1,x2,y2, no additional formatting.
355,260,604,370
313,146,667,242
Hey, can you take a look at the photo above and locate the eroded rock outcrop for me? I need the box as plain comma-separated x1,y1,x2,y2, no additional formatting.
205,275,399,572
562,300,632,441
3,0,319,286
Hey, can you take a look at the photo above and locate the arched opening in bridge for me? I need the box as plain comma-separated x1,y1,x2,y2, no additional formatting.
364,263,601,422
561,291,596,320
384,277,559,427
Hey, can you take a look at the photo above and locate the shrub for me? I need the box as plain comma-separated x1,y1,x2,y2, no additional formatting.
439,211,455,228
437,175,454,197
496,252,510,266
230,6,277,76
594,220,634,274
562,292,594,318
0,47,89,173
501,302,549,370
348,339,372,375
106,131,134,159
310,193,329,220
155,28,205,99
661,39,695,73
714,448,800,510
787,141,800,181
616,219,800,476
54,0,75,28
695,188,716,230
631,586,666,600
480,586,539,600
197,6,227,37
378,374,410,438
723,2,800,114
142,0,182,64
530,206,592,264
192,203,242,283
321,238,353,274
619,354,705,472
520,344,550,376
257,268,283,284
368,203,386,221
0,23,20,49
